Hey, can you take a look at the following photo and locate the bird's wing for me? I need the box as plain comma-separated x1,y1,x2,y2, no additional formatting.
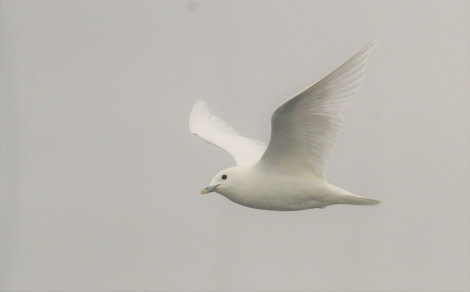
259,40,378,178
189,99,267,165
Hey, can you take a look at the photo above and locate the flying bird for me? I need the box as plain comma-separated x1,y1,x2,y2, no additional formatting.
189,41,380,211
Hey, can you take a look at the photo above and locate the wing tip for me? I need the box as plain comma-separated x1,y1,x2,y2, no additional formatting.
354,38,380,62
365,38,380,51
189,99,208,134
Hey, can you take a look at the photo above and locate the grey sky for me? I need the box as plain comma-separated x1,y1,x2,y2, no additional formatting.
1,0,469,291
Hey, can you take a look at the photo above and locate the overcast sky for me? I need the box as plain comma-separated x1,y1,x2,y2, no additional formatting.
1,1,469,291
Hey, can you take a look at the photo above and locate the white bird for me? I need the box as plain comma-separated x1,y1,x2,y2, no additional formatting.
189,41,380,211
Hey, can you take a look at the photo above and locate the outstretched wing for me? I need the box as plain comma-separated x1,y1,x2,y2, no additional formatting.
259,40,378,178
189,99,267,165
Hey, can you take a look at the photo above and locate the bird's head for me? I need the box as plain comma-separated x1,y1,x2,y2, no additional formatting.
200,167,241,196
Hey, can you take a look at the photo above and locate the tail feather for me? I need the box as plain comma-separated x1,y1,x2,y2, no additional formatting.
339,194,380,206
326,184,380,206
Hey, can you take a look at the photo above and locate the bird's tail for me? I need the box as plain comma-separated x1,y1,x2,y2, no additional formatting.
327,184,380,206
338,194,380,206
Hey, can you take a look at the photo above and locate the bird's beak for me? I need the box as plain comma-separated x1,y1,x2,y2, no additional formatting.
200,184,219,194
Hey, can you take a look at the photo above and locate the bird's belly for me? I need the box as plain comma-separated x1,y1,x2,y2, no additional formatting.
225,175,330,211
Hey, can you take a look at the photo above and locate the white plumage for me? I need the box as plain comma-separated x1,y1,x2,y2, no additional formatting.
189,99,267,165
190,41,380,211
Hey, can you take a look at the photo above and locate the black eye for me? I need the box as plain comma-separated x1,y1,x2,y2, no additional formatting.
221,174,227,180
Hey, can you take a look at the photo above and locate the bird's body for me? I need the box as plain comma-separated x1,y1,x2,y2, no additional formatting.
190,41,380,211
209,165,378,211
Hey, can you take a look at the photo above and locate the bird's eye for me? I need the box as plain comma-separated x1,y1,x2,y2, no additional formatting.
221,174,227,180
